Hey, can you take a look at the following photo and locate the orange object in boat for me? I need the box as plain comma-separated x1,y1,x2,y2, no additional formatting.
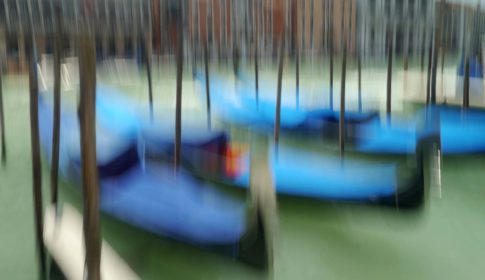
224,143,247,178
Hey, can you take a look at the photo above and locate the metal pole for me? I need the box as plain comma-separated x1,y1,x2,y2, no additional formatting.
329,0,334,111
78,32,101,280
295,0,300,108
357,0,362,112
50,3,62,207
145,1,154,121
274,12,285,148
339,0,348,157
431,0,445,104
29,42,46,280
401,0,408,71
203,38,211,129
386,26,393,117
421,22,426,73
132,0,138,60
27,0,46,277
175,4,183,168
462,9,470,109
426,33,433,104
254,0,259,104
441,3,447,92
0,61,6,165
463,56,470,108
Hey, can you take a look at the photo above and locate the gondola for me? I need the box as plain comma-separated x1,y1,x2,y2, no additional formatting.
355,105,485,154
457,56,483,78
197,72,378,139
455,55,484,100
205,73,485,155
37,93,271,269
88,85,432,208
356,55,485,154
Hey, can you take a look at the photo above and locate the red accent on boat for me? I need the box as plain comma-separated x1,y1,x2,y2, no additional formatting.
224,144,245,178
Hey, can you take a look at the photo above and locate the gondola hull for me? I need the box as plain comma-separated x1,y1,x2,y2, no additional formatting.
38,95,248,246
91,84,425,206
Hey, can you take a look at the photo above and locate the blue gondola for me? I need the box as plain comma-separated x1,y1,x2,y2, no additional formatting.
202,74,485,155
457,56,483,78
88,85,430,208
195,72,378,136
38,93,270,268
339,106,485,155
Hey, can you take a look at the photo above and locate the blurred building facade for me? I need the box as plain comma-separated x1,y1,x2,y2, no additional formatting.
0,0,484,72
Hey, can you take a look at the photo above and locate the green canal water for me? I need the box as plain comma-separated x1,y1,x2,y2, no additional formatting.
1,61,485,279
